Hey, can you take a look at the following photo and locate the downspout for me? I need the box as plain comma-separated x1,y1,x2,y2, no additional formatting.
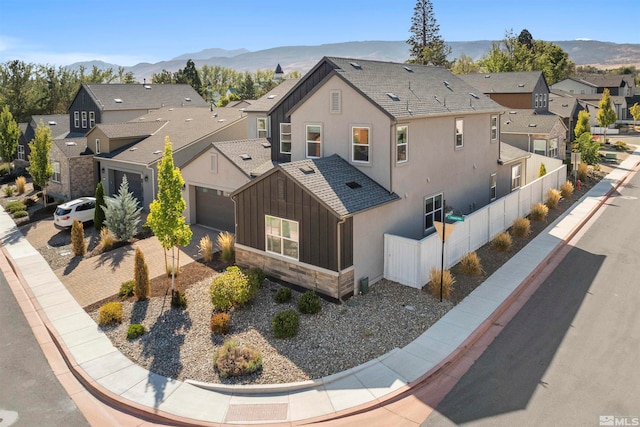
390,121,397,193
146,165,156,201
336,217,346,303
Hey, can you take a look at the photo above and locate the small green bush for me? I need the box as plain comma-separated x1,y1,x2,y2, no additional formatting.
245,267,265,291
274,287,292,303
21,197,36,207
210,266,254,311
214,340,262,378
98,302,123,326
127,324,146,339
12,210,28,218
210,312,231,335
272,309,300,339
5,200,24,213
119,279,135,299
4,186,15,197
614,140,629,151
491,232,512,252
297,290,322,315
171,291,188,308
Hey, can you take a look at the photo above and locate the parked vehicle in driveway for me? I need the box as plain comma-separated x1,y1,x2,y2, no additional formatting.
53,197,96,229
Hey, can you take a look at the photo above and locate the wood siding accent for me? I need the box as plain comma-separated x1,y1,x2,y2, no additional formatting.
68,88,100,134
234,169,353,271
270,61,336,163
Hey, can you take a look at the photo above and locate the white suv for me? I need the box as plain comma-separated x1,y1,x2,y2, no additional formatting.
54,197,96,229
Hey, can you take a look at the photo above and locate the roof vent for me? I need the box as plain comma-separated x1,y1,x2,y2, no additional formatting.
562,103,569,107
65,141,77,146
129,147,137,151
509,111,517,114
484,75,491,78
349,62,362,70
212,113,218,118
403,66,413,72
261,141,271,148
386,93,400,101
185,118,192,122
153,150,162,154
443,81,451,88
240,154,252,160
48,121,57,125
218,119,225,122
168,108,174,111
184,97,191,102
346,181,362,189
267,95,276,99
518,83,525,87
299,165,315,174
528,123,537,127
469,93,480,99
144,85,152,89
114,98,123,103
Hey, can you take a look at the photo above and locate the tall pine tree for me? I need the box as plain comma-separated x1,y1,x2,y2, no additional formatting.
407,0,451,67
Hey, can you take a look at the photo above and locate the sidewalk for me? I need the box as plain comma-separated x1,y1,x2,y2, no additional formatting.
0,149,637,426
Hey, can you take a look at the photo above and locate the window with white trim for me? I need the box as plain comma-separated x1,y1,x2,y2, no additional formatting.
533,139,546,155
490,173,497,201
89,111,95,128
17,145,24,160
330,90,341,113
491,115,498,141
535,93,539,108
280,123,291,154
396,125,408,163
511,164,522,191
543,93,547,107
95,139,101,154
210,153,218,173
265,215,299,260
424,193,443,232
549,138,558,158
257,117,268,138
306,124,322,158
81,111,87,128
352,126,370,163
455,118,464,148
52,161,61,183
74,111,80,128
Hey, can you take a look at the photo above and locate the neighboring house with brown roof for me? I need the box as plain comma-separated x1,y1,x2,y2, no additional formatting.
47,137,94,200
500,109,568,161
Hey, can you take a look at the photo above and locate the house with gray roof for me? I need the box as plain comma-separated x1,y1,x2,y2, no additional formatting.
16,114,70,167
500,109,568,160
549,91,584,142
47,137,94,201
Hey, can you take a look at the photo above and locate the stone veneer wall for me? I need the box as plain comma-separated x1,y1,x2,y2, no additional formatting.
69,156,95,199
236,245,355,300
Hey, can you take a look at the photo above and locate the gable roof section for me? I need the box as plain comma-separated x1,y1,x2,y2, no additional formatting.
212,138,274,177
499,142,531,165
71,83,208,113
245,78,301,112
548,93,579,118
458,71,546,95
501,109,565,134
577,74,627,88
90,121,167,139
54,137,90,158
29,114,71,140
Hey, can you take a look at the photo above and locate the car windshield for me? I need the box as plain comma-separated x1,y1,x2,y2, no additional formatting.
55,207,72,216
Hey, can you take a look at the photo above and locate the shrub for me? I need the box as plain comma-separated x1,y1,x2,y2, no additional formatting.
198,235,213,262
133,247,150,300
298,290,322,314
21,196,36,207
171,292,188,309
71,219,86,256
214,340,262,378
94,182,106,231
103,176,141,241
272,310,300,339
99,227,116,251
119,280,135,299
217,231,235,263
15,176,26,194
538,163,546,177
4,200,22,213
127,324,146,339
245,267,265,292
459,251,482,276
511,217,531,238
210,266,253,311
560,181,574,199
577,163,589,182
530,202,549,221
210,312,231,335
274,287,292,304
428,267,455,299
98,302,123,326
3,186,15,197
12,210,28,218
614,140,629,151
545,189,561,209
491,232,512,252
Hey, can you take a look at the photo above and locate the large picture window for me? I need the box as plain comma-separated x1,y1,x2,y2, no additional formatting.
280,123,291,154
396,125,408,163
352,126,370,163
455,118,464,148
306,124,322,158
257,117,268,138
265,215,299,260
424,193,443,232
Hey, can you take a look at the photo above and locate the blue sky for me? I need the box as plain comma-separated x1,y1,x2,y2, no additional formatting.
1,0,639,66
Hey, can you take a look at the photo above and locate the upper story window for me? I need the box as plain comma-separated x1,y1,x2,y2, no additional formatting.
265,215,299,260
543,93,547,108
52,161,61,183
491,115,498,141
257,117,268,138
424,193,443,232
534,93,539,108
74,111,80,128
511,164,522,191
549,138,558,158
306,124,322,158
280,123,291,154
455,118,464,149
17,145,24,160
81,111,87,129
210,153,218,173
330,90,341,114
352,126,370,163
396,125,408,163
89,111,95,128
95,139,101,154
490,173,497,201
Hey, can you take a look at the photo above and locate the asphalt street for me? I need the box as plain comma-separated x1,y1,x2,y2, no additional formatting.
424,165,640,425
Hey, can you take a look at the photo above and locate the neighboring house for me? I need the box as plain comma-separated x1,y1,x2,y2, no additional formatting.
550,77,598,96
67,83,208,135
181,138,274,231
549,91,583,142
498,143,531,195
47,137,94,201
232,57,506,298
459,71,550,113
16,114,70,166
226,100,252,109
573,92,627,121
500,109,568,160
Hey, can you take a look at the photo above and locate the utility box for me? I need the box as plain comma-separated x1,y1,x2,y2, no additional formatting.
359,277,369,295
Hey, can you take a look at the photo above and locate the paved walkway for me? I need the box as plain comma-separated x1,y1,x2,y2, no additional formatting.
1,148,638,425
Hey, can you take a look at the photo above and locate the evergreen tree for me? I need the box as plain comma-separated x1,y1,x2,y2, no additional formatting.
102,175,142,242
407,0,451,67
0,106,20,170
133,247,150,301
238,72,256,100
94,181,106,230
71,219,86,256
538,163,547,177
597,88,617,143
574,110,591,139
27,121,53,206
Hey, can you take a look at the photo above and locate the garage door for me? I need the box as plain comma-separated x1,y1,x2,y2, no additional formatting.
113,170,143,206
195,186,235,232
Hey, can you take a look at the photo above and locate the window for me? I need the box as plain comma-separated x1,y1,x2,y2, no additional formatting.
352,126,370,163
511,164,522,191
543,93,547,108
52,161,61,183
533,139,546,155
490,173,497,201
306,124,322,158
74,111,80,128
265,215,299,260
455,118,464,148
81,111,87,128
549,138,558,158
535,93,539,108
210,153,218,173
330,90,341,113
280,123,291,154
95,138,101,154
491,115,498,141
424,193,443,231
17,145,24,160
257,117,268,138
89,111,95,128
396,125,408,163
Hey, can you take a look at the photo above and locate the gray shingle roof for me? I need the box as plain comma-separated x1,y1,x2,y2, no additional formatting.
500,109,561,134
548,93,578,118
30,114,70,139
577,74,626,88
213,138,274,177
78,83,208,112
54,137,89,157
459,71,545,94
318,57,501,119
93,121,167,139
279,154,399,217
499,142,531,164
245,78,300,112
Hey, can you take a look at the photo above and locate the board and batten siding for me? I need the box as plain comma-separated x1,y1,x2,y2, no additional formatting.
234,169,353,271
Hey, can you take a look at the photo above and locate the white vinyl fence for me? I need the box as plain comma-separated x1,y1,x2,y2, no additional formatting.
384,164,567,289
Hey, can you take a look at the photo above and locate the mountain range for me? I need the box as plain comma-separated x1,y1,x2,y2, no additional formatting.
67,40,640,82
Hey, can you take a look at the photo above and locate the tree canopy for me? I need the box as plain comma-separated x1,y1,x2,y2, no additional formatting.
597,88,617,142
407,0,451,67
27,121,53,202
0,105,20,168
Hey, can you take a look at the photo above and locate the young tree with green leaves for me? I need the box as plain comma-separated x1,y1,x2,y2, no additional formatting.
146,137,192,307
103,175,142,242
27,121,53,206
629,102,640,127
574,132,600,165
94,181,106,230
597,88,617,143
574,110,591,139
451,54,480,75
0,106,20,170
407,0,451,67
